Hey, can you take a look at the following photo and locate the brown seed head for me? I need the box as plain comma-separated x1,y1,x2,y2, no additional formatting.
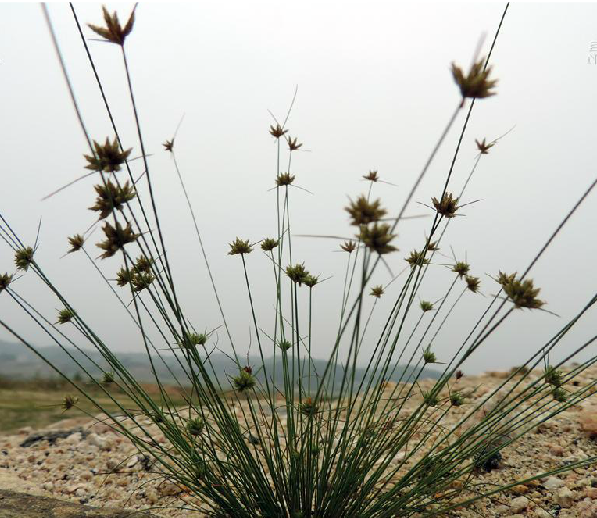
286,263,309,285
497,271,544,309
62,395,79,411
452,262,470,278
96,221,139,259
0,273,13,294
345,195,387,226
286,136,303,151
358,223,397,255
276,173,295,187
363,171,379,182
88,5,135,46
15,247,34,271
451,57,498,99
269,124,288,139
67,234,85,254
475,138,495,155
405,249,429,268
116,266,134,287
340,240,357,253
260,238,279,252
163,139,174,152
89,180,136,220
465,275,480,293
432,192,460,218
228,238,253,256
370,285,384,298
84,137,132,173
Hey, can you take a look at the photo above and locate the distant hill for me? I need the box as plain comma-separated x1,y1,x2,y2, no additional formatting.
0,340,441,390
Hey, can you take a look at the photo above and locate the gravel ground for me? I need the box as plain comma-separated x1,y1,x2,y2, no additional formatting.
1,368,597,518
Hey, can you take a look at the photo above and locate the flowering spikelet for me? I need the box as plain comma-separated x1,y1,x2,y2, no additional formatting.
465,275,480,293
278,340,291,352
423,348,437,364
96,221,139,259
286,136,302,151
15,247,34,271
426,240,440,252
358,223,397,255
84,138,132,173
432,192,460,218
544,365,564,388
116,266,134,287
233,369,256,392
475,138,495,155
102,372,115,384
180,332,207,349
67,234,85,254
0,273,13,294
451,57,498,99
452,261,470,278
187,417,205,437
450,392,464,407
345,196,387,226
228,238,253,256
405,249,429,268
57,308,75,325
370,285,384,298
304,274,319,288
286,263,309,285
89,180,136,220
260,238,279,252
420,300,434,312
88,5,135,47
163,139,174,152
299,397,318,417
363,171,379,182
61,395,78,412
131,271,155,292
269,124,288,139
276,173,295,187
133,255,153,274
498,271,545,309
340,240,357,253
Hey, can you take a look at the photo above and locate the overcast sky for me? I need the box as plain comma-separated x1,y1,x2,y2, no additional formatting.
1,2,597,375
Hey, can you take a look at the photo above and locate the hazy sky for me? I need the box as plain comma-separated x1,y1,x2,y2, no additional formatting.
1,2,597,374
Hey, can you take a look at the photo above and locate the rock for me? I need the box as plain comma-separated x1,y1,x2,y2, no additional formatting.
550,444,565,457
0,489,157,517
544,476,565,490
580,414,597,439
510,496,529,513
556,487,575,507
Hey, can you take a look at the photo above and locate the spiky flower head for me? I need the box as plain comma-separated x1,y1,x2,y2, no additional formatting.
276,173,295,187
451,57,497,99
286,263,309,285
358,223,397,255
57,308,75,325
67,234,85,254
133,255,153,274
88,5,135,46
163,139,174,152
475,138,495,155
89,180,136,220
432,192,460,218
15,247,34,271
544,365,564,388
497,271,544,309
186,417,205,437
455,370,464,380
405,249,429,268
423,391,438,407
370,285,384,298
452,261,470,278
450,392,464,407
180,332,208,349
363,171,379,182
423,348,437,364
299,397,318,417
96,221,139,259
286,136,303,151
62,395,79,412
228,238,253,256
420,300,434,312
426,240,440,251
0,273,13,294
116,266,134,287
304,274,319,288
233,369,256,392
340,240,357,253
260,238,279,252
84,137,132,173
131,271,155,292
278,340,291,352
102,372,115,384
345,195,387,226
465,275,480,293
269,124,288,139
552,387,567,403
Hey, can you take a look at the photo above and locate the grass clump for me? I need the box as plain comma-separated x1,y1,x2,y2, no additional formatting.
3,4,597,518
